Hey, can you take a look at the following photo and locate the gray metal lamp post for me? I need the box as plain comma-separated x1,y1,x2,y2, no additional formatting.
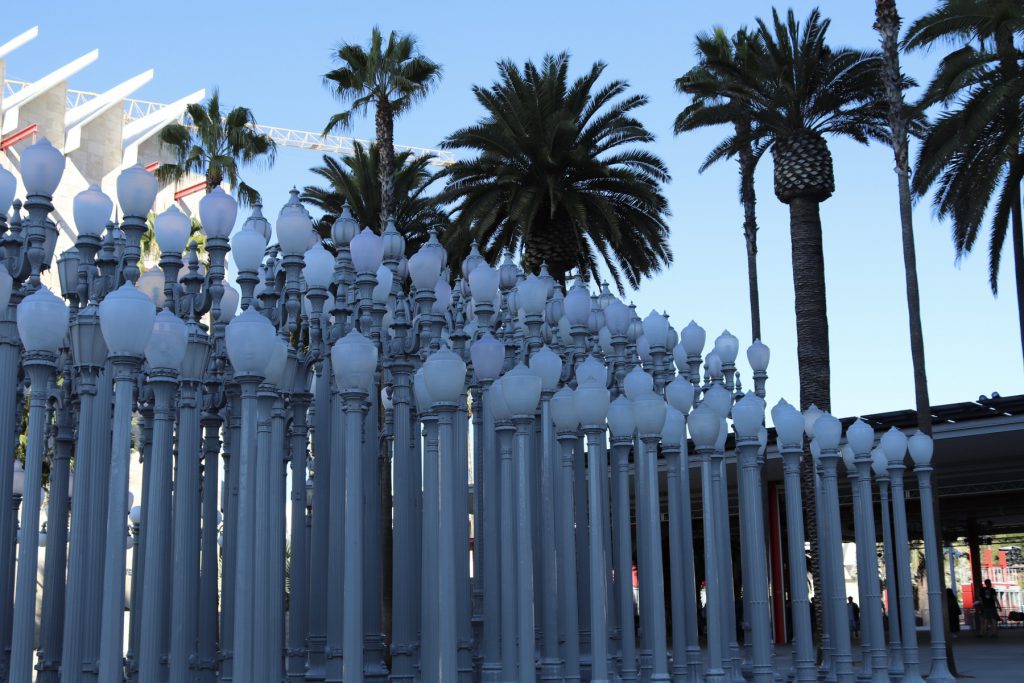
811,412,855,683
880,428,925,683
846,420,891,683
907,432,954,683
138,309,187,682
575,372,611,683
550,386,581,683
97,283,155,683
607,397,637,683
870,450,903,679
488,377,518,683
688,403,727,683
842,446,874,683
770,401,816,683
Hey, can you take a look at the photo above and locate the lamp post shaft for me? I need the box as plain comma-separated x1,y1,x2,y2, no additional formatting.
611,441,637,683
0,312,20,683
478,384,503,683
306,365,331,680
914,465,954,683
735,440,773,683
538,398,562,681
455,394,473,683
817,454,854,683
97,356,142,683
326,386,346,683
343,391,367,683
888,466,924,683
780,453,816,682
253,391,279,681
390,365,417,683
197,415,222,683
287,395,312,682
230,377,260,683
420,415,441,682
853,458,891,683
875,477,903,679
497,422,517,683
556,434,581,683
638,436,670,681
698,445,727,683
585,429,610,683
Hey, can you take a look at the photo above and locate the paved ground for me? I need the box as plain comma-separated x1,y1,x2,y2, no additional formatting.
938,628,1024,682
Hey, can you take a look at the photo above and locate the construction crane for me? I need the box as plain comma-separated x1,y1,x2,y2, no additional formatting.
2,78,455,167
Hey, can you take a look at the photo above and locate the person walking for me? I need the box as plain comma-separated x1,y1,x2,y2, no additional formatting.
980,579,1000,638
946,588,961,638
847,597,861,640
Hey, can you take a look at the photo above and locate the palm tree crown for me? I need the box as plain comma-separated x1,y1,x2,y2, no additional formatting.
301,141,448,256
156,91,276,207
440,52,671,291
323,27,442,225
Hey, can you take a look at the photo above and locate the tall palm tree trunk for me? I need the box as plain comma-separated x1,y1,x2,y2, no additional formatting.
739,148,761,341
787,196,829,650
376,98,397,230
1012,195,1024,368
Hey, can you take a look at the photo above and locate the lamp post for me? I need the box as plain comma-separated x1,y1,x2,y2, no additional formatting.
576,371,611,683
607,397,637,683
871,450,903,679
551,386,582,683
908,432,954,683
97,283,155,683
881,428,925,683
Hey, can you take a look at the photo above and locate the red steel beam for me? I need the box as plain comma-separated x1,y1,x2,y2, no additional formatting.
173,180,205,201
0,124,38,151
144,161,160,172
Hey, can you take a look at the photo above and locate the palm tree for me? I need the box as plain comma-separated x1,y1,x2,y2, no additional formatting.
156,91,276,207
140,212,206,268
873,0,933,437
440,53,672,291
675,27,769,341
301,141,448,256
322,27,443,229
904,0,1024,366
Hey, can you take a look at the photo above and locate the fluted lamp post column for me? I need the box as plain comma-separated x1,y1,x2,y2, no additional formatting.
425,347,470,683
575,370,611,683
9,286,68,682
224,307,278,683
328,328,378,683
606,397,637,683
97,283,156,683
551,386,582,683
908,432,955,683
770,401,816,683
137,310,188,683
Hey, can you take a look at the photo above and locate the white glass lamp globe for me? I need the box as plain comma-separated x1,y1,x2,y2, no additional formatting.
413,367,433,415
665,376,695,414
350,227,384,275
731,393,765,439
116,163,158,217
0,265,13,313
908,431,934,466
332,204,359,246
574,378,610,428
0,166,15,214
433,278,452,314
277,203,314,256
603,299,630,337
16,287,68,354
497,251,518,291
771,399,804,448
225,307,276,377
702,383,733,419
563,282,591,326
813,413,842,451
372,265,393,304
381,218,405,262
550,386,577,431
662,406,685,446
461,242,485,280
331,329,378,390
488,378,513,422
73,184,114,238
705,353,723,380
841,444,856,473
423,347,468,404
12,461,24,497
672,343,688,373
680,321,706,357
632,392,667,435
574,355,607,387
598,327,613,356
21,138,66,196
802,404,823,439
408,243,443,291
665,324,678,351
587,303,604,335
747,339,771,373
642,310,669,348
144,309,188,371
809,439,822,463
687,403,720,449
870,448,888,478
243,203,272,242
100,283,156,355
518,275,547,316
635,335,651,365
713,330,740,365
198,187,238,238
154,205,192,255
380,387,393,411
231,228,267,273
501,363,542,416
129,505,142,525
468,263,499,305
263,338,290,388
623,366,654,401
136,269,166,309
302,242,334,289
846,419,875,455
607,395,636,439
470,332,504,382
528,346,562,393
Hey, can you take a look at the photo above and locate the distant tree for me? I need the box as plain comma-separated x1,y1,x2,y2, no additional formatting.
441,52,671,291
156,91,276,206
323,27,442,228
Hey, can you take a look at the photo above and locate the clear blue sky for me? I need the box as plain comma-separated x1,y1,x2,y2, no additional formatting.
8,0,1022,418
